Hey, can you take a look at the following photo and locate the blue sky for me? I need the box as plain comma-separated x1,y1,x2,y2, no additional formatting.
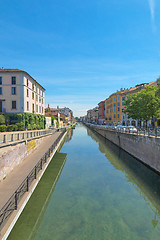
0,0,160,117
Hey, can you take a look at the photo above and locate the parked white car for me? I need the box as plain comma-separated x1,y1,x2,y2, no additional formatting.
126,126,137,133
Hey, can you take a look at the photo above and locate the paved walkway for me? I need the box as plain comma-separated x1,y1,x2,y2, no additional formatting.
0,131,61,209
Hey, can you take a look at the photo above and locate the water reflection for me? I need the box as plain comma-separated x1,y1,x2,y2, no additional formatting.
87,127,160,226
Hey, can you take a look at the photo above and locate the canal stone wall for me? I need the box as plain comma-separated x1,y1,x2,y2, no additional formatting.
0,138,44,182
87,125,160,173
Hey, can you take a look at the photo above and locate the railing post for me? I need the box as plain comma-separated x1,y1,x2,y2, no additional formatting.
15,191,18,210
26,176,29,191
23,133,25,139
34,166,37,179
17,133,19,141
155,128,157,138
3,135,6,143
11,133,14,141
41,159,42,169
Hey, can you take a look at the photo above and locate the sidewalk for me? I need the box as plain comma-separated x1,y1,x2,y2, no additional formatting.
0,131,61,209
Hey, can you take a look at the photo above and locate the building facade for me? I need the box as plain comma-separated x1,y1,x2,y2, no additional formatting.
105,91,122,125
98,100,105,124
0,69,45,115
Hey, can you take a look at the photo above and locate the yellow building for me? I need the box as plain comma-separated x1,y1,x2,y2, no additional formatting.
105,91,122,125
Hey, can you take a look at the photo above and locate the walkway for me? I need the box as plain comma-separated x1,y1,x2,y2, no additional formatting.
0,131,61,209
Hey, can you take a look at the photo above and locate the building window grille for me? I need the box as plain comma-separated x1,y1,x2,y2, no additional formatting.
12,101,16,109
0,77,2,85
0,87,2,95
32,103,34,113
11,76,16,85
11,87,16,95
27,101,29,111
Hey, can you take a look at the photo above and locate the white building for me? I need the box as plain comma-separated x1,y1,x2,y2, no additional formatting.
0,69,45,115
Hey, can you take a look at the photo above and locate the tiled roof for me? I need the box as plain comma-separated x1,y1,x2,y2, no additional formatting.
0,68,45,90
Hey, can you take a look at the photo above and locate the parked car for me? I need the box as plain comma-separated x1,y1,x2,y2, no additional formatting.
126,126,137,133
116,125,127,132
49,126,54,129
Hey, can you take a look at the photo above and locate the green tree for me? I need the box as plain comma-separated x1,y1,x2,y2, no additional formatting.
156,77,160,98
0,114,5,125
124,85,160,123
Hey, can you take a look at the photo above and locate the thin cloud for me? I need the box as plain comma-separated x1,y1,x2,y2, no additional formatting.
148,0,156,31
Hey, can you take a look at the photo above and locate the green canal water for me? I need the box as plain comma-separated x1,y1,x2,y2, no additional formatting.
8,124,160,240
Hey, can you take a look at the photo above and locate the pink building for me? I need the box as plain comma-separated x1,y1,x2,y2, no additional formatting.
98,100,105,124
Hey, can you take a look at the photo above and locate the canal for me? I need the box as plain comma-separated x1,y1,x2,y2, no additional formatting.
8,123,160,240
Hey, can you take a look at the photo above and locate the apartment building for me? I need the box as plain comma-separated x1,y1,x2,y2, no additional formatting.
98,100,105,124
105,81,157,126
0,69,45,115
121,81,157,126
105,91,122,125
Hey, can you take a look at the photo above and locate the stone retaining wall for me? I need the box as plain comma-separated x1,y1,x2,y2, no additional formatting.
0,138,43,181
88,125,160,173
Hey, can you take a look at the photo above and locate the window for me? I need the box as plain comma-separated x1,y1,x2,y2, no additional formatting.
11,76,16,85
32,83,34,90
39,106,41,113
118,107,120,111
114,97,115,101
32,92,34,99
27,89,29,97
118,96,120,101
32,103,34,113
122,97,125,101
27,101,29,111
42,98,43,104
114,114,116,118
0,77,2,85
39,97,41,103
0,87,2,95
118,114,120,118
42,107,43,113
12,101,16,109
36,105,38,112
118,102,120,106
122,102,125,106
11,87,16,95
36,95,38,101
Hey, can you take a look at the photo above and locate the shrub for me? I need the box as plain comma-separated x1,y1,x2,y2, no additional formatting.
13,124,18,131
0,115,5,125
16,123,24,131
27,124,32,130
7,125,14,132
0,125,7,132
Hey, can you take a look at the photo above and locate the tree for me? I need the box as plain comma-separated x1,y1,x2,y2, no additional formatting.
156,77,160,98
0,114,5,125
124,85,160,123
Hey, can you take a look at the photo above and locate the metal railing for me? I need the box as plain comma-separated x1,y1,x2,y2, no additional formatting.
0,129,55,145
86,123,160,138
0,128,66,231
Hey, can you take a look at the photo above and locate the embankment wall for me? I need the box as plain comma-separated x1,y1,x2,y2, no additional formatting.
0,138,43,181
87,125,160,173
